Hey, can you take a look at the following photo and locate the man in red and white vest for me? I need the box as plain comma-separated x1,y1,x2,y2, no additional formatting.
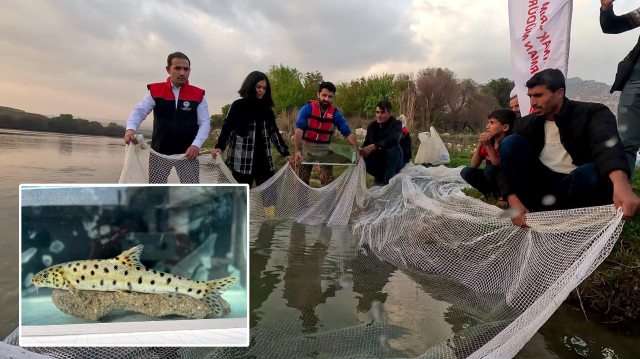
293,82,360,186
124,52,211,183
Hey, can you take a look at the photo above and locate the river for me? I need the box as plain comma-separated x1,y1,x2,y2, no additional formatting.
0,129,638,358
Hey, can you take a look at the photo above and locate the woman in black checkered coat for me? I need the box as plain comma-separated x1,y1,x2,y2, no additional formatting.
212,71,293,187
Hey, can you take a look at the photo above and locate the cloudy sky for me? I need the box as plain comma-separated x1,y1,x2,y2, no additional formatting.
0,0,637,123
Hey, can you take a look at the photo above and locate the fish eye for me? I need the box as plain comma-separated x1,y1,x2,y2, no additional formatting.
43,274,48,279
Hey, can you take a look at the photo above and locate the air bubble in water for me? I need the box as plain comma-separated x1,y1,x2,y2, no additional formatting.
22,248,37,264
99,225,111,236
49,240,65,254
42,254,52,267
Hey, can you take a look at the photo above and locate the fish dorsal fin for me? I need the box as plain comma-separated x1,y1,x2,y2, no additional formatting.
116,245,145,268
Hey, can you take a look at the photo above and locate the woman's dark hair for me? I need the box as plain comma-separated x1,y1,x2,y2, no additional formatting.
487,109,516,135
238,71,274,107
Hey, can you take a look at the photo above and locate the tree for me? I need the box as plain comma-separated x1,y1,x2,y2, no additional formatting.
485,78,515,108
103,122,126,137
49,114,78,133
416,68,458,130
266,64,306,113
210,104,231,130
302,71,323,102
447,79,478,132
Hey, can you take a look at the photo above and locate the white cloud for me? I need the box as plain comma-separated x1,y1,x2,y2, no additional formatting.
0,0,636,121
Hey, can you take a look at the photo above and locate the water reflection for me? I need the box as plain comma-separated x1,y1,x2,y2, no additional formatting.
283,223,334,333
249,222,283,328
349,243,395,313
57,136,73,156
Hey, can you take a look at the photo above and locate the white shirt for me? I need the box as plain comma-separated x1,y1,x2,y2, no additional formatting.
126,82,211,149
539,120,578,174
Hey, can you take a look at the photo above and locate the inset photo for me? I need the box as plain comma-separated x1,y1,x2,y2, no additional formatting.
19,185,248,347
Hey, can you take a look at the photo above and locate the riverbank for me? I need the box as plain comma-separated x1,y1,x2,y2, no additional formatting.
447,138,640,325
203,132,640,325
0,125,154,139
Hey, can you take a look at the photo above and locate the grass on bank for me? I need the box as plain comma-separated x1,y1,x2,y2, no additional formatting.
202,133,640,323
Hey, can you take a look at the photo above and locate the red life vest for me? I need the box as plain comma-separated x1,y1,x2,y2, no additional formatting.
302,100,336,144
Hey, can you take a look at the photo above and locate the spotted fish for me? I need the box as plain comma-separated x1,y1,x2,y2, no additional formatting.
30,245,238,317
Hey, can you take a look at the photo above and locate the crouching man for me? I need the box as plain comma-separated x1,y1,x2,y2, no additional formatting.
497,69,640,227
360,101,405,186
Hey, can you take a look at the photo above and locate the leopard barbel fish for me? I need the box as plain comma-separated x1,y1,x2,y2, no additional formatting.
30,245,238,317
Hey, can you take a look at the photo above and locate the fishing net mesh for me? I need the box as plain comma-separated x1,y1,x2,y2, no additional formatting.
4,143,624,358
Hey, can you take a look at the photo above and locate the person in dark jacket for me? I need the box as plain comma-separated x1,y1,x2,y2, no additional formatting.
360,101,405,186
497,69,640,227
212,71,292,187
600,0,640,180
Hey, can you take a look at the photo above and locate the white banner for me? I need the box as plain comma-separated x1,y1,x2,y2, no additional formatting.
509,0,573,117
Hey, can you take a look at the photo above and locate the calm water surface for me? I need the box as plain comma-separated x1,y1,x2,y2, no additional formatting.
0,129,122,339
0,129,638,358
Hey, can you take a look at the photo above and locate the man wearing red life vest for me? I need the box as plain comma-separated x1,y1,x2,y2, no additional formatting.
293,82,360,186
124,52,211,183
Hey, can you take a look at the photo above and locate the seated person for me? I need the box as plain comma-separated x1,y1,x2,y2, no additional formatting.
360,101,405,186
400,124,412,164
497,69,640,227
461,109,515,200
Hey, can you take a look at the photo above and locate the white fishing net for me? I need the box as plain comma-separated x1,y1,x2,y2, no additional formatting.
118,135,237,185
5,141,624,358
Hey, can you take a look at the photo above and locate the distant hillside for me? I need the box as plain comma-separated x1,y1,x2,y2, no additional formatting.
0,107,126,138
0,106,27,114
566,77,619,114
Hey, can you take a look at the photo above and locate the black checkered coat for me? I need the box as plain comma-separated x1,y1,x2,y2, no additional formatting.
215,98,290,175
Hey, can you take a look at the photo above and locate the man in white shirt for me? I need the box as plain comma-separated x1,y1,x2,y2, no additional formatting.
496,69,640,227
124,52,211,183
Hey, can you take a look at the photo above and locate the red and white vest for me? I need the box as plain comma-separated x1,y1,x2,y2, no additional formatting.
302,100,336,144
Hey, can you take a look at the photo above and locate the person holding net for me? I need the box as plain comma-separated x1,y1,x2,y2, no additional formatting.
212,71,292,187
124,52,211,183
497,69,640,227
600,0,640,181
293,82,360,186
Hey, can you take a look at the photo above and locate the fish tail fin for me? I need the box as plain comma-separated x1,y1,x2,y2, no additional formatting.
200,277,239,317
205,277,239,294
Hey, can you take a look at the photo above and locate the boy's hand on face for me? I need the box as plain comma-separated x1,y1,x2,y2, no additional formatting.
479,132,492,146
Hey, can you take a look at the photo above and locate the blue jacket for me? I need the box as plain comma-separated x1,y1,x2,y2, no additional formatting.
296,103,352,137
